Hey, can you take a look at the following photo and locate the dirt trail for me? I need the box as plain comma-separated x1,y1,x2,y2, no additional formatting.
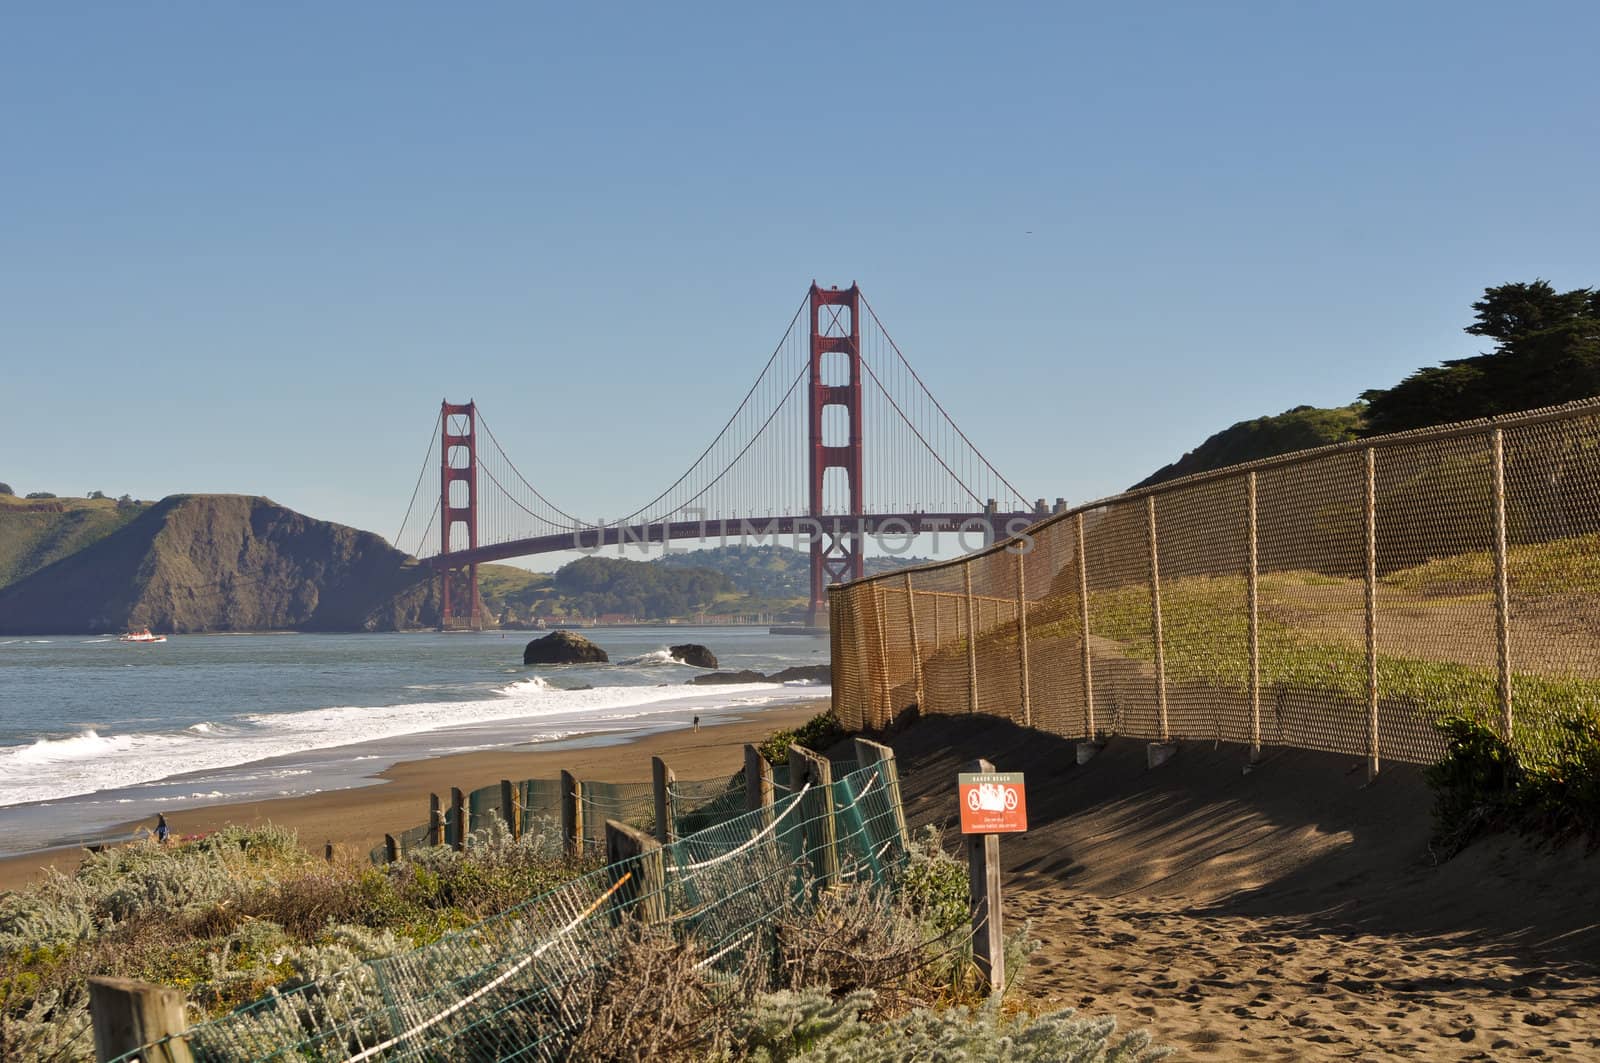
886,716,1600,1060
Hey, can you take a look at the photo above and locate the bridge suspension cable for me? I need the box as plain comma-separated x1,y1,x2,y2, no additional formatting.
613,292,812,527
393,408,443,556
399,283,1033,567
857,293,1028,516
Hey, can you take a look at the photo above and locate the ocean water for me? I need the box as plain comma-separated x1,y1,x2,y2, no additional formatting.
0,627,829,855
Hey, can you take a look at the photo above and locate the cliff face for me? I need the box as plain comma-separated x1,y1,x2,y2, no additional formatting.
0,495,470,634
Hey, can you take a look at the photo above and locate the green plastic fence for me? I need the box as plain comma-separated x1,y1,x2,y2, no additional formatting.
128,761,905,1063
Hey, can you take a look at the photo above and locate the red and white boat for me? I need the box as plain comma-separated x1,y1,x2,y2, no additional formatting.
119,628,167,644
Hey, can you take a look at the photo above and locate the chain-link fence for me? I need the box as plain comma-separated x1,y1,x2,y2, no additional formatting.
831,398,1600,770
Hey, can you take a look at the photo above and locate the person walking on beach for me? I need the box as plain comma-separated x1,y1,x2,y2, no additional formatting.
155,813,170,845
693,715,701,733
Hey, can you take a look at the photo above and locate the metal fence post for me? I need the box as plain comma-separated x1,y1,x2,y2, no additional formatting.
1247,471,1262,762
1015,548,1032,728
1364,447,1380,781
1147,496,1169,741
1077,511,1095,739
1491,428,1515,745
964,566,979,713
905,573,925,711
874,583,892,727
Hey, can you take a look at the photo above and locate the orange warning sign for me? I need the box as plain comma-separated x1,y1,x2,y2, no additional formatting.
958,771,1027,834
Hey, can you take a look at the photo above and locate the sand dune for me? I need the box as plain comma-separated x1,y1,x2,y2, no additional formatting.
887,716,1600,1060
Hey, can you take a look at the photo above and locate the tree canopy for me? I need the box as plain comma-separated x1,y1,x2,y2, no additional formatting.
1361,280,1600,436
550,556,731,619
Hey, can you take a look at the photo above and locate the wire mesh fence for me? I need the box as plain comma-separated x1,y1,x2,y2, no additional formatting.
831,398,1600,770
117,761,907,1063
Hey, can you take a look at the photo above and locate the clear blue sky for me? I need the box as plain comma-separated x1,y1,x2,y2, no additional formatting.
4,3,1597,568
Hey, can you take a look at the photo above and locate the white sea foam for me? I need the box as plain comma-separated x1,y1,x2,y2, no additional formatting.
0,679,824,808
618,649,689,667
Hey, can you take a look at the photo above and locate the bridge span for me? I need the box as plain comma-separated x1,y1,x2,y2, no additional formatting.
395,283,1043,627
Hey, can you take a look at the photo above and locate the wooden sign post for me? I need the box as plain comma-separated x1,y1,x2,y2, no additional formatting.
959,759,1027,998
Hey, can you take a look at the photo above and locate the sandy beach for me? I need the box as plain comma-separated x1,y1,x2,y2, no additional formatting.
0,700,825,893
9,700,1599,1059
887,715,1600,1060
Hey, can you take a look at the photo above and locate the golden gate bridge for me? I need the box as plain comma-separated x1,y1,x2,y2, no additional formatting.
393,283,1059,627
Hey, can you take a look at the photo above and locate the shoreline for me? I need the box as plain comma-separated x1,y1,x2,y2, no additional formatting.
0,699,825,892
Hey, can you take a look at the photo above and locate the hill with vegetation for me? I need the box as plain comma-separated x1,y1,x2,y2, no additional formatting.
0,492,154,589
0,494,453,634
477,546,938,625
1132,404,1365,489
1134,280,1599,488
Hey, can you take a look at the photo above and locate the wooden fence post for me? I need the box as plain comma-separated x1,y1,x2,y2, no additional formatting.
744,744,774,828
1491,428,1514,745
965,758,1005,998
652,756,677,845
501,779,522,842
384,834,399,864
450,787,466,852
429,793,444,847
1364,447,1380,781
788,744,838,888
89,976,194,1063
604,820,667,924
853,737,910,856
561,770,584,857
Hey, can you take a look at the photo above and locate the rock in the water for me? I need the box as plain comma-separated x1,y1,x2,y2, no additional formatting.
523,630,609,665
689,663,830,686
669,643,718,669
689,669,767,686
769,664,831,685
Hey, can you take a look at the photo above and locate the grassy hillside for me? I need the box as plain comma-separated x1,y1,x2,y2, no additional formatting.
478,548,938,625
1131,404,1364,490
0,494,153,589
0,495,454,634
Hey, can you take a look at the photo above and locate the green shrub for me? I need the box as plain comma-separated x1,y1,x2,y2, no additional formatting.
1424,714,1600,854
1520,715,1600,838
897,826,969,942
760,712,845,764
729,989,1172,1062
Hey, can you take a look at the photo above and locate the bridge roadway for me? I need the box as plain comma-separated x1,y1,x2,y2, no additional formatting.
423,511,1041,570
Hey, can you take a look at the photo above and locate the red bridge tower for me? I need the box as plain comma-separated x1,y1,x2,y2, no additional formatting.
808,283,864,626
440,400,481,630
